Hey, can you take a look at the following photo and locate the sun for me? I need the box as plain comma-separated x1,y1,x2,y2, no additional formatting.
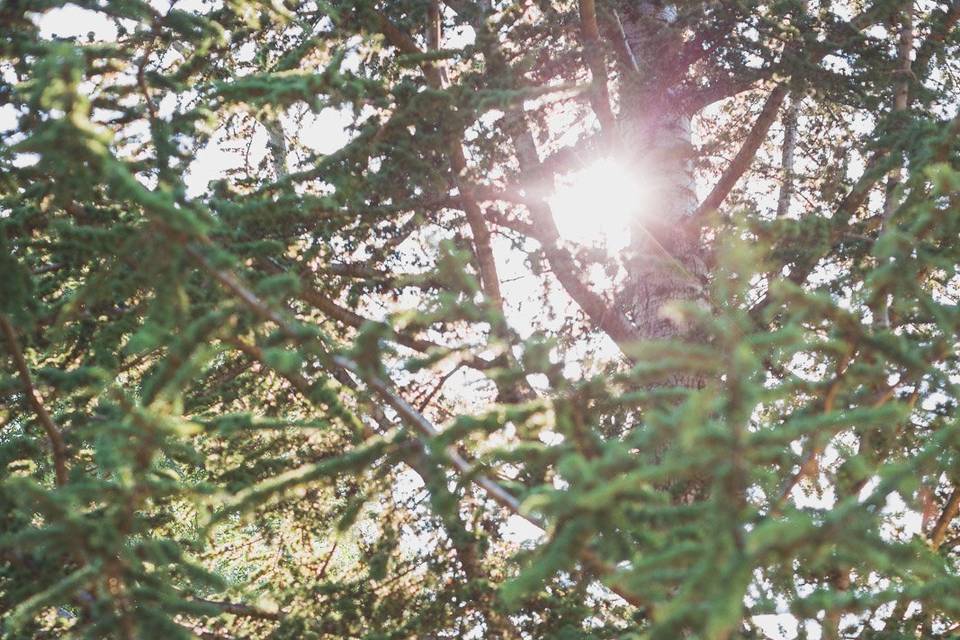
547,157,652,253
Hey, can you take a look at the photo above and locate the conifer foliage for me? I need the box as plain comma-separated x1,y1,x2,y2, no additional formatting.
2,0,960,638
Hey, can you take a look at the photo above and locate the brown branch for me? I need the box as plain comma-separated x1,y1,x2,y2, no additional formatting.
333,355,524,514
578,0,617,132
415,363,463,412
192,238,645,612
484,208,539,238
535,131,603,178
693,84,789,219
136,45,158,124
256,257,495,371
296,282,446,356
481,162,642,351
427,0,442,51
317,540,338,580
930,487,960,549
1,314,69,486
320,262,442,289
435,3,640,356
377,14,504,305
770,355,850,514
225,335,521,636
451,151,505,304
459,12,642,355
601,7,640,77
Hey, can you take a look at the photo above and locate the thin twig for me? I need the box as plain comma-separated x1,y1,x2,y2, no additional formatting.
1,314,69,486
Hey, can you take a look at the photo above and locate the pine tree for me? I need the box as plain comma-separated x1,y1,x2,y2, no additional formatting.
2,0,960,638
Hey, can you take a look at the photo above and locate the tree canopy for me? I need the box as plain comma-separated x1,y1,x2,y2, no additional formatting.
2,0,960,638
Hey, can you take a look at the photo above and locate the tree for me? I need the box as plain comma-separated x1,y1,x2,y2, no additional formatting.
2,0,960,637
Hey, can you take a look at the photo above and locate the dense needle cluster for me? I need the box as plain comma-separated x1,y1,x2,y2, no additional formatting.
2,0,960,638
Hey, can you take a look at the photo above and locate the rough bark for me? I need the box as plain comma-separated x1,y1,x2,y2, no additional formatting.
877,1,914,328
776,92,801,218
618,11,706,353
883,1,914,222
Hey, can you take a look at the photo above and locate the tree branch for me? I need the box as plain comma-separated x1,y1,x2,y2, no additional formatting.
600,7,640,77
257,257,495,371
188,597,281,621
377,14,504,305
776,91,802,217
930,487,960,549
577,0,617,133
1,314,69,486
693,84,789,219
194,249,645,610
911,0,960,96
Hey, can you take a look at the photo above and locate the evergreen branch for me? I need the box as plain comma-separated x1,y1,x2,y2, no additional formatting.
750,110,960,322
0,314,69,487
376,13,505,307
226,330,523,635
320,262,444,289
332,355,524,514
260,257,496,371
911,0,960,93
508,141,641,352
685,4,882,113
4,564,99,632
187,597,281,621
332,355,649,609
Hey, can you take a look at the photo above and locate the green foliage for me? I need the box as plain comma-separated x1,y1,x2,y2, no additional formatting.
2,0,960,638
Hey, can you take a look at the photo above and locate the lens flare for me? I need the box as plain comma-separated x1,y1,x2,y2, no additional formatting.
547,157,650,253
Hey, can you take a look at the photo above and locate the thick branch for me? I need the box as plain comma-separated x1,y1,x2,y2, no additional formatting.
776,91,801,217
930,487,960,549
461,11,642,354
578,0,617,132
693,84,789,219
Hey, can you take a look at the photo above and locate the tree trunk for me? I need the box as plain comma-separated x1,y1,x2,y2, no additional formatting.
618,11,706,355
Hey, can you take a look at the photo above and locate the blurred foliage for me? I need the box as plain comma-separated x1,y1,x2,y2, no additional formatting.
1,0,960,638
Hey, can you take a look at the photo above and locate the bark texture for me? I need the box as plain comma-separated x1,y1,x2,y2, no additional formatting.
776,92,801,218
618,10,706,351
